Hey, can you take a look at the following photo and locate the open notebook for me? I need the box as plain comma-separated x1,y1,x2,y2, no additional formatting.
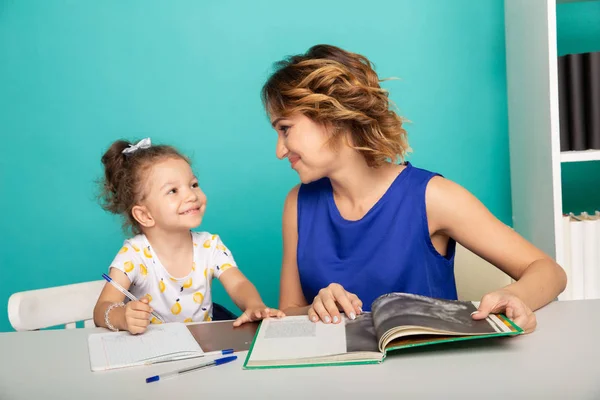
88,320,258,372
88,323,204,371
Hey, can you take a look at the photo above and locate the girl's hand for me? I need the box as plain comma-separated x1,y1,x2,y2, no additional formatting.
308,283,363,324
124,298,152,334
472,289,537,333
233,305,285,327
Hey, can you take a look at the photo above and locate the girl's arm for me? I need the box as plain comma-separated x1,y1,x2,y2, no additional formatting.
219,268,284,326
93,268,152,334
425,176,567,332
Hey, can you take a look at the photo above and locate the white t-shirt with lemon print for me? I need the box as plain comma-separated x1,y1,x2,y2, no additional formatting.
109,231,237,324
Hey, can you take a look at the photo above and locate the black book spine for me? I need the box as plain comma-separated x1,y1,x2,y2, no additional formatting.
586,51,600,150
558,55,571,151
567,53,587,151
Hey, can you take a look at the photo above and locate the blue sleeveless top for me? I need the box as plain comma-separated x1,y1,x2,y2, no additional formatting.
296,162,457,311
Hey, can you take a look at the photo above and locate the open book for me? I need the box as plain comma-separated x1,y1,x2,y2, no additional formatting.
243,293,523,369
88,320,258,371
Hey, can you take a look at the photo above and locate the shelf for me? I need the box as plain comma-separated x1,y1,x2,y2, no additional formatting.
557,0,599,4
560,149,600,162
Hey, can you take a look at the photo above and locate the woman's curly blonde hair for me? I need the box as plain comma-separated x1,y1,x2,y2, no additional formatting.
261,44,410,167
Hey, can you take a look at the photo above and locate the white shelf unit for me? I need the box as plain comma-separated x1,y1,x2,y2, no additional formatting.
504,0,598,268
561,149,600,162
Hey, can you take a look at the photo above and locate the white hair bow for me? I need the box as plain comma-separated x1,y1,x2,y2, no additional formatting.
122,137,152,155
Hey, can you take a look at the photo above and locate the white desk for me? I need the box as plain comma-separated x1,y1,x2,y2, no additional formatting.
1,300,599,400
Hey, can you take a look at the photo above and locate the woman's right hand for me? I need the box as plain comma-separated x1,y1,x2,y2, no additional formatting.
124,298,152,334
308,283,363,324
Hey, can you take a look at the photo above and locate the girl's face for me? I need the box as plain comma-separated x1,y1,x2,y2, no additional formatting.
136,157,207,232
271,113,344,183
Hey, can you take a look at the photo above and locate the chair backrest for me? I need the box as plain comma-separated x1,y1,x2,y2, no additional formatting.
454,243,512,301
8,280,105,331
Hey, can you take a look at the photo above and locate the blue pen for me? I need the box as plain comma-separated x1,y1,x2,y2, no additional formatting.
146,355,238,383
102,273,165,323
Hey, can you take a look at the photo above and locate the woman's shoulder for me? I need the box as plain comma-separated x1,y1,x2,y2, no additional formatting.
403,162,441,182
283,180,326,208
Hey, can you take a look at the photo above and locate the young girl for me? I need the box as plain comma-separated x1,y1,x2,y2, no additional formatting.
93,138,283,334
262,44,567,333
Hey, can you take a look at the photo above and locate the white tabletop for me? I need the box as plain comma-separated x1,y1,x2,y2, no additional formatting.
1,299,599,400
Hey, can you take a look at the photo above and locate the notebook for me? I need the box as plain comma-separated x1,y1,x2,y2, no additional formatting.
243,292,522,369
88,320,258,372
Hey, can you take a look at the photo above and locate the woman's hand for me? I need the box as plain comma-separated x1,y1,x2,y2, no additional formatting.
472,289,537,333
233,304,285,327
308,283,363,324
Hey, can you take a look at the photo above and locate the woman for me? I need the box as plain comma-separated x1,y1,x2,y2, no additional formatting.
262,44,566,333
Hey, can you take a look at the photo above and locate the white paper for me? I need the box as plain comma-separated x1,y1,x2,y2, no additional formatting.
88,322,202,371
248,316,347,362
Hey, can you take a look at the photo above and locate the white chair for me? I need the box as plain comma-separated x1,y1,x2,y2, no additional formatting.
454,243,512,301
7,280,105,331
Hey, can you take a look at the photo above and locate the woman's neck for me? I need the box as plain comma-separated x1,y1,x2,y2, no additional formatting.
328,155,406,220
330,156,404,202
143,228,194,278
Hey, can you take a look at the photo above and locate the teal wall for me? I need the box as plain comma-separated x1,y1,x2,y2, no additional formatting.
0,0,595,333
557,1,600,215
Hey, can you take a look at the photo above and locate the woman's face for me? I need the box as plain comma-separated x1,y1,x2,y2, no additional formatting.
270,113,343,184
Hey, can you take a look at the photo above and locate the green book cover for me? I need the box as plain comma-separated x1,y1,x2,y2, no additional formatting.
243,293,523,370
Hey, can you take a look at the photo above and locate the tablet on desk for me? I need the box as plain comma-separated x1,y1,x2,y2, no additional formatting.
186,320,259,352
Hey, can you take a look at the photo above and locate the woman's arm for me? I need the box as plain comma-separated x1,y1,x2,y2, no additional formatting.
278,185,311,315
426,176,567,331
278,185,362,323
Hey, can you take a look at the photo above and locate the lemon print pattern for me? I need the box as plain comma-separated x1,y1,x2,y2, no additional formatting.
124,261,134,273
204,268,214,279
216,244,227,252
143,247,152,258
119,246,128,254
131,244,140,252
151,317,162,324
144,294,152,303
193,292,204,304
219,263,234,273
171,299,182,315
140,264,148,276
192,262,196,271
203,240,211,248
212,234,218,240
183,277,193,289
184,318,193,323
159,278,166,293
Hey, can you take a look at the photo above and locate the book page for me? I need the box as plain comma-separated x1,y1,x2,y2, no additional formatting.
247,316,347,362
371,293,500,343
88,322,202,370
344,312,379,352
